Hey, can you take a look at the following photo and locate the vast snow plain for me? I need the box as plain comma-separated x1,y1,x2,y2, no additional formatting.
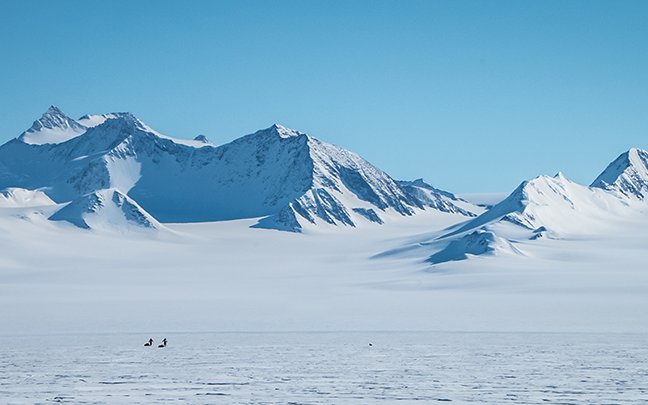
1,206,648,403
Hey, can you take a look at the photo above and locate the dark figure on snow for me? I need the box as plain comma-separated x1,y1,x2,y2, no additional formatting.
158,338,167,348
144,338,154,347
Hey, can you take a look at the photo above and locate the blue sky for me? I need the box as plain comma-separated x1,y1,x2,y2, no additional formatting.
0,1,646,193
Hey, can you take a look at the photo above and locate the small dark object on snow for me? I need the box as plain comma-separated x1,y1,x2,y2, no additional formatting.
368,343,373,347
144,338,153,347
158,338,167,348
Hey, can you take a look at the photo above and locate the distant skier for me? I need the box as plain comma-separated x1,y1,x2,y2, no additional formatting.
158,338,167,348
144,338,154,347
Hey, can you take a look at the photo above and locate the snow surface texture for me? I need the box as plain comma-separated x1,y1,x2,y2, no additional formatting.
2,332,646,404
0,107,474,231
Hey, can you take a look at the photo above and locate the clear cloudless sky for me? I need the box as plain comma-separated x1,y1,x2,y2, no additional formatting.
0,0,646,193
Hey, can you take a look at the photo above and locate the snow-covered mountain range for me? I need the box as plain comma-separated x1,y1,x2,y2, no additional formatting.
408,155,648,265
0,106,476,232
1,106,647,268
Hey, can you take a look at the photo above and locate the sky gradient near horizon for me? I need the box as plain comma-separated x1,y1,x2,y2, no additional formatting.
1,1,646,193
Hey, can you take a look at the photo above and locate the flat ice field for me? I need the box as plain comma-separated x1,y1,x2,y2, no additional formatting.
2,332,647,404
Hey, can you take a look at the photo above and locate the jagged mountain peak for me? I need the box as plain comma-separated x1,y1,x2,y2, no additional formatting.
35,105,80,128
19,106,87,145
242,124,304,141
77,112,138,128
45,105,65,116
49,188,162,231
58,113,153,160
591,147,648,200
268,123,305,139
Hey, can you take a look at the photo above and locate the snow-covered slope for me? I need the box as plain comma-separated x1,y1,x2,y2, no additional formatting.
0,188,55,208
49,188,162,231
0,108,470,231
591,148,648,200
18,106,87,145
249,126,425,230
445,172,631,238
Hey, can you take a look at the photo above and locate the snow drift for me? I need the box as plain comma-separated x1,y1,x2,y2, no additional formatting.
0,188,55,208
